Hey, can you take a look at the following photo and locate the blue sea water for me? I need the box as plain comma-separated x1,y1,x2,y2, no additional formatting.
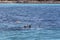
0,4,60,40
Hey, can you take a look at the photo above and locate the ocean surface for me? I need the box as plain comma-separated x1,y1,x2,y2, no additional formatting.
0,4,60,40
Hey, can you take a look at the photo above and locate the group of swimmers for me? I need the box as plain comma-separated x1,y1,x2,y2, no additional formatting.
16,21,31,29
23,25,31,29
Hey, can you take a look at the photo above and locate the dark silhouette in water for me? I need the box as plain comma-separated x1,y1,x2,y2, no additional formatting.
29,25,31,28
24,25,31,28
10,25,31,31
1,25,32,31
24,26,27,28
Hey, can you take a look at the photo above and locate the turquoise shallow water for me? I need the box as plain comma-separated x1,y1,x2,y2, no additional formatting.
0,4,60,40
1,29,60,40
